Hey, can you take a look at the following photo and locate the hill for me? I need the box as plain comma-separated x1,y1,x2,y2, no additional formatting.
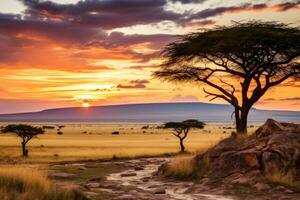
0,102,299,123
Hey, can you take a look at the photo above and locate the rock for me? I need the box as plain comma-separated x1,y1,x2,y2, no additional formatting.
253,183,271,191
153,188,166,194
49,172,77,179
284,189,294,194
78,166,86,170
134,166,144,171
85,182,100,188
142,177,150,182
148,184,159,188
120,172,137,177
84,163,99,168
115,194,135,200
89,176,102,182
231,177,251,185
256,118,286,138
188,119,300,182
274,186,287,191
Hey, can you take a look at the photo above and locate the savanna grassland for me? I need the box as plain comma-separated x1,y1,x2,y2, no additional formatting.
0,122,261,200
0,123,259,162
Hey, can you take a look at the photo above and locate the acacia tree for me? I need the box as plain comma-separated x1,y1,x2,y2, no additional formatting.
164,119,205,152
154,22,300,134
1,124,45,157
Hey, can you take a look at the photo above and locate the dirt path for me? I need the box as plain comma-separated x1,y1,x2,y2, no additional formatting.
51,157,300,200
96,158,234,200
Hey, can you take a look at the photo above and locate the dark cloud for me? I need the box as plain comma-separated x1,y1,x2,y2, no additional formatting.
184,19,215,27
170,0,208,4
130,79,150,84
117,79,150,89
274,1,300,11
19,0,182,29
189,3,268,20
264,97,300,101
0,13,106,45
90,31,175,49
117,83,147,89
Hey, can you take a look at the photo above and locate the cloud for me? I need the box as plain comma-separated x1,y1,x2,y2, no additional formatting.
19,0,182,29
130,79,150,84
117,79,150,89
90,31,175,49
184,19,216,27
117,83,146,89
263,97,300,101
274,1,300,11
170,0,208,4
171,94,198,102
189,3,268,20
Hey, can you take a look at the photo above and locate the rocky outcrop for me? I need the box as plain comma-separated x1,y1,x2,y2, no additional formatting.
193,119,300,182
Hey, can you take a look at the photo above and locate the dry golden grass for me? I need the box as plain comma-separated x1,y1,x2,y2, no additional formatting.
163,155,196,178
0,123,259,162
0,166,86,200
265,170,300,188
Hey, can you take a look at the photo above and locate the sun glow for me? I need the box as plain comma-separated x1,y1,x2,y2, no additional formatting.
82,102,90,108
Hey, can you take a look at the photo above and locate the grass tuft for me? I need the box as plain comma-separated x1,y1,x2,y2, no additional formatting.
0,166,87,200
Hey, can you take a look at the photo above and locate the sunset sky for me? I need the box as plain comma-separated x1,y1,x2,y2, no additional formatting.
0,0,300,114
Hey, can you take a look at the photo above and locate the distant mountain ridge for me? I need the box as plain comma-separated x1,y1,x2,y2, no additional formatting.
0,102,299,123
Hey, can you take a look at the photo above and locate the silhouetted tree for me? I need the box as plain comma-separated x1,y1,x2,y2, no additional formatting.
163,119,205,152
154,22,300,134
1,124,45,157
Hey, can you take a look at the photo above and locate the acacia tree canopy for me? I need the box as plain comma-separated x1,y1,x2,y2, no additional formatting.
154,22,300,134
164,119,205,152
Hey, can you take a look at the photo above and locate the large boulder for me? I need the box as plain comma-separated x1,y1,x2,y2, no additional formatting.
191,119,300,182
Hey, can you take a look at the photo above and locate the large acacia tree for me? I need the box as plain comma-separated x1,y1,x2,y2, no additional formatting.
1,124,45,157
154,22,300,134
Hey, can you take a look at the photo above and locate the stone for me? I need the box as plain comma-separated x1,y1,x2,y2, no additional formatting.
89,176,102,182
134,166,144,171
85,182,100,188
153,188,166,194
49,172,77,179
231,177,251,185
188,119,300,182
253,183,271,191
120,172,137,177
255,119,286,138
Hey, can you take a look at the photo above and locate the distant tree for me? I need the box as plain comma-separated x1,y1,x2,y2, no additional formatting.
163,119,205,152
154,22,300,135
1,124,45,157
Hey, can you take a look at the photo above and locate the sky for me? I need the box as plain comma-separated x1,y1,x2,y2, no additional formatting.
0,0,299,114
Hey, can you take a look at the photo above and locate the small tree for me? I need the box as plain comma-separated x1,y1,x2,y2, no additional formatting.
1,124,45,157
154,22,300,135
163,119,205,152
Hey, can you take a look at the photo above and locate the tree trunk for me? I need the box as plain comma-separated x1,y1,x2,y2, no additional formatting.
21,142,28,157
179,138,185,152
236,108,249,135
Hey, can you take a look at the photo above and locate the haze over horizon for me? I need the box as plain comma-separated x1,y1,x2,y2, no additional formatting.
0,0,300,114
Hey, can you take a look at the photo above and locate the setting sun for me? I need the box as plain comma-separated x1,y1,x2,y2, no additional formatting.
82,102,90,108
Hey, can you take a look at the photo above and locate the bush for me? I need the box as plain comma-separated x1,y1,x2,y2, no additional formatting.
0,166,87,200
159,155,210,180
112,131,119,135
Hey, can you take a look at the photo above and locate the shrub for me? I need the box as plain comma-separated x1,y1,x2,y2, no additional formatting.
112,131,119,135
160,155,210,180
